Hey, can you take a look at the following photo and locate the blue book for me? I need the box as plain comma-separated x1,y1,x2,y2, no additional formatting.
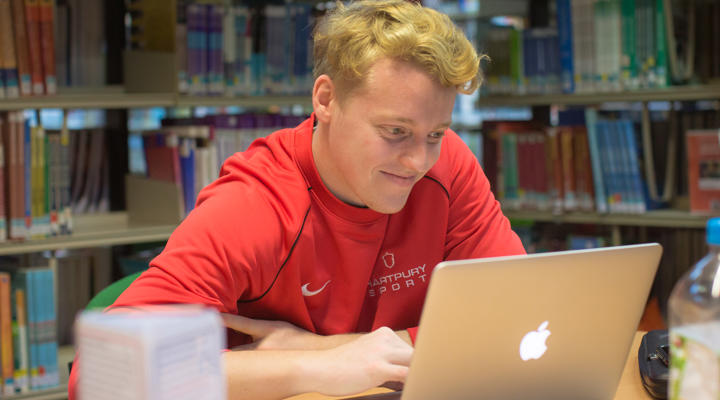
609,120,634,212
179,138,196,217
556,0,575,93
595,120,618,212
24,120,31,236
292,4,313,94
584,109,608,213
41,268,58,388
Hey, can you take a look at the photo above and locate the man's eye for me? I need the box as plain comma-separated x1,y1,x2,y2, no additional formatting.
389,127,406,136
429,131,445,140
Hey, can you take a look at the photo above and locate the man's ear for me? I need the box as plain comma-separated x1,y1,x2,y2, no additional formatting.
312,74,335,124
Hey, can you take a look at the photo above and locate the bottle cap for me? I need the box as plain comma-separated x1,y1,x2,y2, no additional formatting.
707,218,720,245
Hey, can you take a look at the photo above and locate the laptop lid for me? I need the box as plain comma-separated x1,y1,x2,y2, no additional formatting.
398,243,662,400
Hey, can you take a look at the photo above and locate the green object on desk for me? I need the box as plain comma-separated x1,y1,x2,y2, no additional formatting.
86,271,143,310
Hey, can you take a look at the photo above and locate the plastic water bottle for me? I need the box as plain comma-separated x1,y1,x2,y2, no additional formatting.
668,218,720,400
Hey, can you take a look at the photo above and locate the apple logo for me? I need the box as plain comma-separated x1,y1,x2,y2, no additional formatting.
519,321,551,361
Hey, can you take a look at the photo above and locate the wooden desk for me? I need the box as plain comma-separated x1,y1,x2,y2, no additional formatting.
290,332,652,400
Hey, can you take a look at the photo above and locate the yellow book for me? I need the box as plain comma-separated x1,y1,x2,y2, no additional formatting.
12,289,29,392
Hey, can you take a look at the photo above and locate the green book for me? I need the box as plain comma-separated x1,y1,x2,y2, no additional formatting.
620,0,638,89
654,0,669,87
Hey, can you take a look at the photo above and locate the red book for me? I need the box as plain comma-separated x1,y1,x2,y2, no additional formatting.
0,114,6,242
23,0,44,95
38,0,55,94
687,130,720,213
10,0,32,96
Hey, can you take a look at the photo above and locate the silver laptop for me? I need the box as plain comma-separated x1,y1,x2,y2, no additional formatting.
349,243,662,400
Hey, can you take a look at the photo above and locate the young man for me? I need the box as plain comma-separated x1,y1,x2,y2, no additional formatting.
69,1,524,399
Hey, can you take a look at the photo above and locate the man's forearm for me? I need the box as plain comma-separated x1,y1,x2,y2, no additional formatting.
223,350,320,400
304,330,412,350
222,327,414,400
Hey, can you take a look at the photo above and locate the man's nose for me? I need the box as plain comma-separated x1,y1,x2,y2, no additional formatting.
399,138,428,173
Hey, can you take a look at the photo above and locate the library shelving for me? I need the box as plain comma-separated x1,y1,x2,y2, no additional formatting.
0,213,176,256
478,84,720,107
0,86,313,111
2,385,68,400
504,209,709,229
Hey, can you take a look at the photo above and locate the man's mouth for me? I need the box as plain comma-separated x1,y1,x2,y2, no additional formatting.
380,171,417,186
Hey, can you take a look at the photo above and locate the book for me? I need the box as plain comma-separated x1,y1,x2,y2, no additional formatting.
10,0,32,96
38,0,56,94
686,130,720,213
0,272,14,395
0,0,20,99
12,288,29,393
23,0,44,95
0,116,6,242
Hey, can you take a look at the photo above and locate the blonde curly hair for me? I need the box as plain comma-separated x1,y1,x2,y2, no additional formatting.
313,0,482,95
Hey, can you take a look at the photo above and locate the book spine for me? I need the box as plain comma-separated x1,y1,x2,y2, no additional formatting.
23,120,31,236
557,0,575,93
59,127,71,234
621,119,648,212
0,115,6,242
584,108,608,213
0,272,14,395
653,0,668,87
176,0,189,94
41,268,58,387
222,4,236,96
23,0,44,95
38,0,56,94
10,0,31,96
0,0,20,99
620,0,638,89
560,127,577,210
12,288,29,392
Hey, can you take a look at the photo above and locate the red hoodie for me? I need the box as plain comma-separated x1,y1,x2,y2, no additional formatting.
69,115,524,399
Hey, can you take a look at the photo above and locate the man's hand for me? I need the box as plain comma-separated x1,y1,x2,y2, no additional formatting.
307,327,413,396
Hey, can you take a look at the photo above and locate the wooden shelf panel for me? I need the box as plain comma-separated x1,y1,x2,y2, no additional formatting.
176,95,312,109
478,85,720,107
0,212,176,256
0,87,313,111
0,87,175,110
505,209,710,228
3,385,68,400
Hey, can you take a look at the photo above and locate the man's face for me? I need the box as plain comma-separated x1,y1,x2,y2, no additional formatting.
313,58,457,214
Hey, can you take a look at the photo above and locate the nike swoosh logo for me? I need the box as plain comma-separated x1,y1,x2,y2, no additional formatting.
301,280,331,297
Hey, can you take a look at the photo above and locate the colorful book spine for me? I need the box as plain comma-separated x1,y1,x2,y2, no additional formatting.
38,0,56,94
234,6,252,96
653,0,668,87
23,119,31,236
10,0,32,96
584,108,608,213
0,0,20,98
12,288,29,393
557,0,575,93
23,0,44,95
176,0,189,94
0,272,15,395
59,126,72,234
207,4,224,95
620,0,638,89
0,116,6,242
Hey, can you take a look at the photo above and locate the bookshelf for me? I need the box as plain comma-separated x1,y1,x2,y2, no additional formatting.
504,209,709,229
0,86,313,111
478,84,720,107
3,385,68,400
0,213,176,256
